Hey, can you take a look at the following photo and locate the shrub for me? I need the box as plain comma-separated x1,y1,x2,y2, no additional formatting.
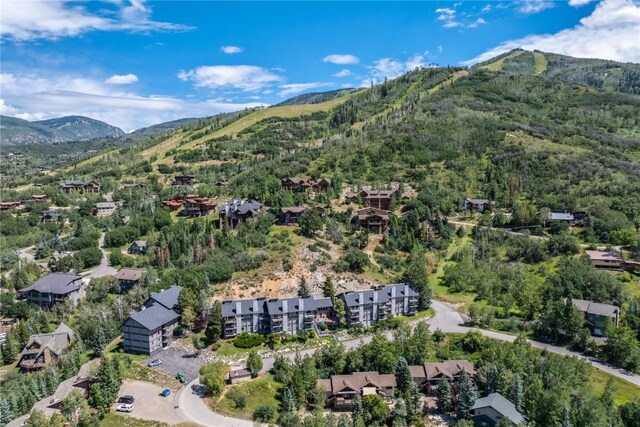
234,333,264,349
253,404,276,422
226,388,248,410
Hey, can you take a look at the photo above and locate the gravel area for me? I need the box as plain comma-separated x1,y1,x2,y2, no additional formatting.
142,347,207,383
114,379,184,425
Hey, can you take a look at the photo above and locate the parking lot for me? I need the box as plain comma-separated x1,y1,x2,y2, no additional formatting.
113,379,184,425
142,347,207,383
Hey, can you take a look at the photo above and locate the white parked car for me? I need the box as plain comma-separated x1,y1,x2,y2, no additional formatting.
116,404,134,413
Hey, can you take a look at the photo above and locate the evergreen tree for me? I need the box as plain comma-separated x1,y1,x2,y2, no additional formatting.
352,393,364,423
435,379,453,412
205,301,223,343
394,357,413,395
92,327,106,356
392,397,407,427
482,363,499,394
402,247,432,310
510,374,524,412
456,371,479,418
323,276,336,299
561,407,573,427
297,276,310,297
0,398,13,425
281,387,297,413
1,333,18,364
404,379,422,425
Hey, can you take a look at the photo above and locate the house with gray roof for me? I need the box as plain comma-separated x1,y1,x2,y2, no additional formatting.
221,295,334,338
217,199,262,229
122,285,182,354
471,392,528,426
340,283,418,328
571,298,620,337
18,323,74,372
18,273,84,309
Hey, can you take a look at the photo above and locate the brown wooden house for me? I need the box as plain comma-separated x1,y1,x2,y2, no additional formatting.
183,196,216,218
318,371,397,410
353,207,390,234
409,360,476,393
172,175,195,186
18,323,74,372
279,206,325,225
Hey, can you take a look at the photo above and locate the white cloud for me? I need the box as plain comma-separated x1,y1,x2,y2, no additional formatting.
517,0,556,14
463,0,640,65
221,46,243,54
105,73,139,85
569,0,595,5
278,82,331,97
363,54,426,86
481,4,493,12
437,45,444,54
436,6,488,28
0,72,264,131
332,69,352,77
177,65,283,91
0,0,192,41
468,18,488,28
323,54,360,65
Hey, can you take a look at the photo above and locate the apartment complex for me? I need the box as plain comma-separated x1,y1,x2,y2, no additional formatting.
18,273,84,309
121,285,181,355
340,283,419,327
221,295,334,338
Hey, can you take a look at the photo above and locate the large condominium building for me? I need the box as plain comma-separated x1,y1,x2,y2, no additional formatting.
340,283,419,327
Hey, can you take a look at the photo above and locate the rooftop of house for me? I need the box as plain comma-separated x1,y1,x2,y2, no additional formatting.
114,267,145,282
410,360,476,380
229,368,252,378
221,295,333,317
218,199,262,216
549,211,575,221
341,283,418,307
320,371,397,393
585,250,623,262
280,206,308,214
571,299,619,317
128,303,180,331
21,322,74,357
95,202,116,209
356,207,390,219
132,240,147,247
147,285,181,310
471,393,527,425
19,273,83,295
466,198,495,205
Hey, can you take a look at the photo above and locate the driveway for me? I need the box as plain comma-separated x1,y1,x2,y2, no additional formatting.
114,379,184,425
88,232,117,278
143,347,207,383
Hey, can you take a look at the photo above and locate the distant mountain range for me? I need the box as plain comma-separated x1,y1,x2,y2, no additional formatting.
0,115,125,145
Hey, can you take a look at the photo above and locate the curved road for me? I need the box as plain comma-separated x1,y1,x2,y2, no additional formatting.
175,300,639,427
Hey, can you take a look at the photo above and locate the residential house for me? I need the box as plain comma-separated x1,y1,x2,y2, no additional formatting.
279,206,324,225
228,368,253,384
360,190,396,210
18,323,74,372
409,360,476,393
95,202,116,217
129,240,148,255
221,295,334,338
121,285,181,355
471,393,528,426
0,201,22,211
217,199,262,229
282,177,312,192
162,197,184,211
61,180,100,193
548,211,575,222
318,371,397,410
462,198,496,213
18,273,84,309
571,298,620,337
41,209,61,223
183,196,216,218
585,250,624,269
340,283,419,328
353,207,390,234
114,267,146,293
313,178,332,192
30,195,48,203
172,175,195,186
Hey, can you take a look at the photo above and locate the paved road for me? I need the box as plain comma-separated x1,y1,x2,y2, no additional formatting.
176,300,638,427
88,232,117,278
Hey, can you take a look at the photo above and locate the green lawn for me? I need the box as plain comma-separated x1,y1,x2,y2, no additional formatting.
588,369,640,405
215,340,262,357
99,413,170,427
429,235,477,308
533,51,548,75
212,374,282,420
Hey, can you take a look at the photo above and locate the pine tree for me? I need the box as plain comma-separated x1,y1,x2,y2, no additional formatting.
561,407,573,427
281,387,297,412
394,357,413,395
456,371,479,418
402,247,432,310
510,374,524,412
352,393,364,423
297,276,310,297
435,379,453,412
392,397,407,427
92,327,107,357
405,378,422,424
1,333,18,364
322,276,336,299
205,301,223,344
0,398,13,425
482,363,499,394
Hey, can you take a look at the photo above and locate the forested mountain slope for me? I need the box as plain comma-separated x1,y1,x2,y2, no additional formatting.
0,115,124,145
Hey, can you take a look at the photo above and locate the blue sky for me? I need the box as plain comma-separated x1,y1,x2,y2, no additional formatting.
1,0,638,131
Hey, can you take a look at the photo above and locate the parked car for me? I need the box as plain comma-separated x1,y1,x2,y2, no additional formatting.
116,404,134,413
161,388,171,397
148,359,162,367
118,395,135,404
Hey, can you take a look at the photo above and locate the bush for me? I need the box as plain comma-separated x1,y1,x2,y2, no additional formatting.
226,388,248,409
253,404,276,422
234,333,264,349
